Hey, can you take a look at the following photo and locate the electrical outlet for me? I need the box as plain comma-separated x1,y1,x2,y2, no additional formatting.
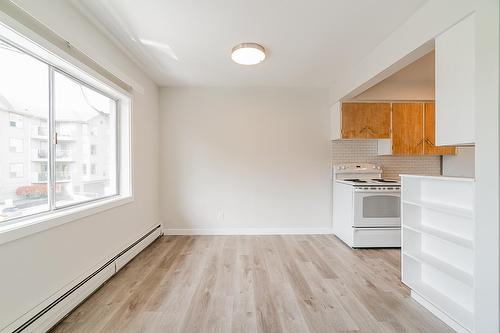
217,209,224,221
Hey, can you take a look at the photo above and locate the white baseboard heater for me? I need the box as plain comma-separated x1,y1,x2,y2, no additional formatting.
6,225,163,333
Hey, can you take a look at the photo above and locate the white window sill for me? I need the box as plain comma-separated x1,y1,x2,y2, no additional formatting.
0,195,134,246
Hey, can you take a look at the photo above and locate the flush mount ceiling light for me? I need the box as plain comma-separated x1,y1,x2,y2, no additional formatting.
231,43,266,65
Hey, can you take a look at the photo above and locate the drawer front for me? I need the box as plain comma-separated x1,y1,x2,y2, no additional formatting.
352,228,401,248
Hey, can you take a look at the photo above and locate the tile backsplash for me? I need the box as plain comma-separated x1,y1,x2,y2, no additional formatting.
332,140,441,180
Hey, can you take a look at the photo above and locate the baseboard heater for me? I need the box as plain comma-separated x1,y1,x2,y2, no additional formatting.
6,225,163,333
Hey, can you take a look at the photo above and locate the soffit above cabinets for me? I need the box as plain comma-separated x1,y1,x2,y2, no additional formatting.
71,0,428,87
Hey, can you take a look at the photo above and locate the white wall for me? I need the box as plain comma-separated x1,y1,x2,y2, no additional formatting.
0,0,160,329
330,0,476,103
442,147,475,178
472,0,499,331
160,87,331,234
352,51,435,101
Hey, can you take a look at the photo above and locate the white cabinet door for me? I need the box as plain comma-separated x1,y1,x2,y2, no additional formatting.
435,14,475,146
330,101,341,140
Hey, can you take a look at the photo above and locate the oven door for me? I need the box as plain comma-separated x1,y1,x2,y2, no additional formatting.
353,189,401,227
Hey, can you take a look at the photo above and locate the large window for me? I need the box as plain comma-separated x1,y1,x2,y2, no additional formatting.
0,33,121,224
53,71,117,208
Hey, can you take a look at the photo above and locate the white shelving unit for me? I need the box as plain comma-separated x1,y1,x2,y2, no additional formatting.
401,175,475,333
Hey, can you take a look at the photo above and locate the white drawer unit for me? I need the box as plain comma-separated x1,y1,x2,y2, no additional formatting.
352,227,400,248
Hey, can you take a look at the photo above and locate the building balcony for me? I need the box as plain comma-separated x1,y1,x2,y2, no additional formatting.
56,172,72,181
32,148,48,161
31,126,49,140
32,172,48,183
37,126,48,136
56,129,76,142
32,149,74,162
32,172,71,183
56,149,74,161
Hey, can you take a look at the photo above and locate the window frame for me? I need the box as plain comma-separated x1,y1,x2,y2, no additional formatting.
9,163,24,178
50,67,120,211
0,19,133,243
9,112,23,128
9,138,24,153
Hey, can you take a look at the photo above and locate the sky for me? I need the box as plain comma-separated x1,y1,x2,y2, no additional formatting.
0,41,114,122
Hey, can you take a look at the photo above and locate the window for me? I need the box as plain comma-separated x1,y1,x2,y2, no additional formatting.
9,163,24,178
1,40,49,221
82,124,89,136
0,27,129,225
53,71,117,207
9,113,23,128
9,138,23,153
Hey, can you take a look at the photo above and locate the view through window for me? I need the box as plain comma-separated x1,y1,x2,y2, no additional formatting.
0,38,118,223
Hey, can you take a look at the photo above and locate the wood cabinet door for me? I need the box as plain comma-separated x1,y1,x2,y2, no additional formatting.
341,103,391,139
392,103,424,155
423,102,457,155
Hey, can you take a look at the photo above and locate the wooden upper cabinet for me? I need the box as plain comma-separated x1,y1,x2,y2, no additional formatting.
392,103,424,155
338,101,457,156
423,102,457,155
341,103,391,139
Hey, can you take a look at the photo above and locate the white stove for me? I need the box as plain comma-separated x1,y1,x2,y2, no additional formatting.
332,163,401,248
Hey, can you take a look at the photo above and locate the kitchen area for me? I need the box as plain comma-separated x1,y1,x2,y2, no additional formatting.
330,13,475,333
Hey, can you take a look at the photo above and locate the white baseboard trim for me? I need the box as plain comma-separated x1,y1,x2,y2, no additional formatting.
163,227,334,236
2,225,162,333
410,291,469,333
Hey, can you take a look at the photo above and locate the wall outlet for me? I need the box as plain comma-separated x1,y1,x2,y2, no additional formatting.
217,209,224,222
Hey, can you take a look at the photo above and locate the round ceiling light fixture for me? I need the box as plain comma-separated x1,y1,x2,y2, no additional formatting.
231,43,266,65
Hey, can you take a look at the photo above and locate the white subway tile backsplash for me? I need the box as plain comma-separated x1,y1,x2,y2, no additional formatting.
332,140,441,179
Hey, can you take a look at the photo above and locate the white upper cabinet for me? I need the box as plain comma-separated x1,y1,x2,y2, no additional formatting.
435,14,475,146
330,101,341,140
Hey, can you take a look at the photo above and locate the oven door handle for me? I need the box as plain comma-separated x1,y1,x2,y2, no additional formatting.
353,189,401,194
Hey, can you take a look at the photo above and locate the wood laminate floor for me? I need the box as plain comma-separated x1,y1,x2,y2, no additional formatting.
51,235,452,333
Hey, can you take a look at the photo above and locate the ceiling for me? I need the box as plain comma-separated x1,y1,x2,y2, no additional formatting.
73,0,428,87
353,51,435,100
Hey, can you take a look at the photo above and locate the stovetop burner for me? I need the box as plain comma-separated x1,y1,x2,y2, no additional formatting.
344,179,367,183
371,179,399,183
